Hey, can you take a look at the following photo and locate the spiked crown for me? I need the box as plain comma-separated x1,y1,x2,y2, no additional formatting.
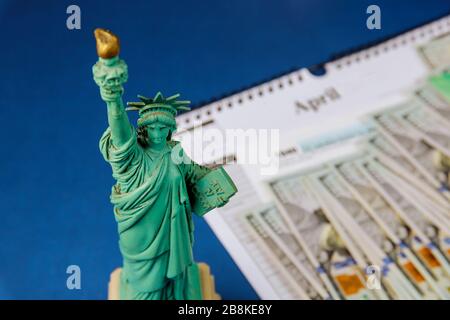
126,92,191,127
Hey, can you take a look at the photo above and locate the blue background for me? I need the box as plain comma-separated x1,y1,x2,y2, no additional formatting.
0,0,449,299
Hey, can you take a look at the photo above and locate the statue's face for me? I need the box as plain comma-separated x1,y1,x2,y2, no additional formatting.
147,122,170,146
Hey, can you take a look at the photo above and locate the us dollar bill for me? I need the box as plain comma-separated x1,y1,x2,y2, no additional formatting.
370,105,448,190
358,157,450,286
309,168,425,299
334,158,449,298
415,85,450,124
268,171,378,299
365,133,450,207
257,206,336,299
395,104,450,157
244,210,322,299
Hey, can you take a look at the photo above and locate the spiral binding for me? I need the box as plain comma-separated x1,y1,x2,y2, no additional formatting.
176,14,450,130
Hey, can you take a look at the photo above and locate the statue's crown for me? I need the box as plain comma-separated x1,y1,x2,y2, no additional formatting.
126,92,191,126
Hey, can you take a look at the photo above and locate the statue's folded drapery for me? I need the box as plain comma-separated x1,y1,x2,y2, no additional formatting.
100,126,211,299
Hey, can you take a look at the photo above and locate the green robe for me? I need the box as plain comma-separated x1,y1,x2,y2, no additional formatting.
100,126,211,299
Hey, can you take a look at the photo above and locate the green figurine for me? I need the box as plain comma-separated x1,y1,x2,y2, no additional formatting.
92,29,237,300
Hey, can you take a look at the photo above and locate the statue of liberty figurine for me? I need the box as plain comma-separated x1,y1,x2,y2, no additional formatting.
92,29,237,300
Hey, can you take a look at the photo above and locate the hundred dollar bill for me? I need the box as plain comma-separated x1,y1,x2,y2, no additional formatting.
365,134,450,224
307,168,423,299
385,167,450,229
365,134,450,207
305,175,396,300
370,105,448,191
327,251,373,300
359,158,437,241
334,158,449,298
389,173,450,262
415,85,450,124
369,161,450,266
417,32,450,70
244,210,322,300
395,104,450,158
256,206,335,300
358,157,450,287
362,159,450,294
268,172,377,299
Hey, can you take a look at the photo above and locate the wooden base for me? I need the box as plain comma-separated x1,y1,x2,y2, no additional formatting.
107,263,221,300
198,262,221,300
107,268,122,300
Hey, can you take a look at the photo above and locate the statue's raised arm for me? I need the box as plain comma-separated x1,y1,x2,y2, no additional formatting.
93,29,132,147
